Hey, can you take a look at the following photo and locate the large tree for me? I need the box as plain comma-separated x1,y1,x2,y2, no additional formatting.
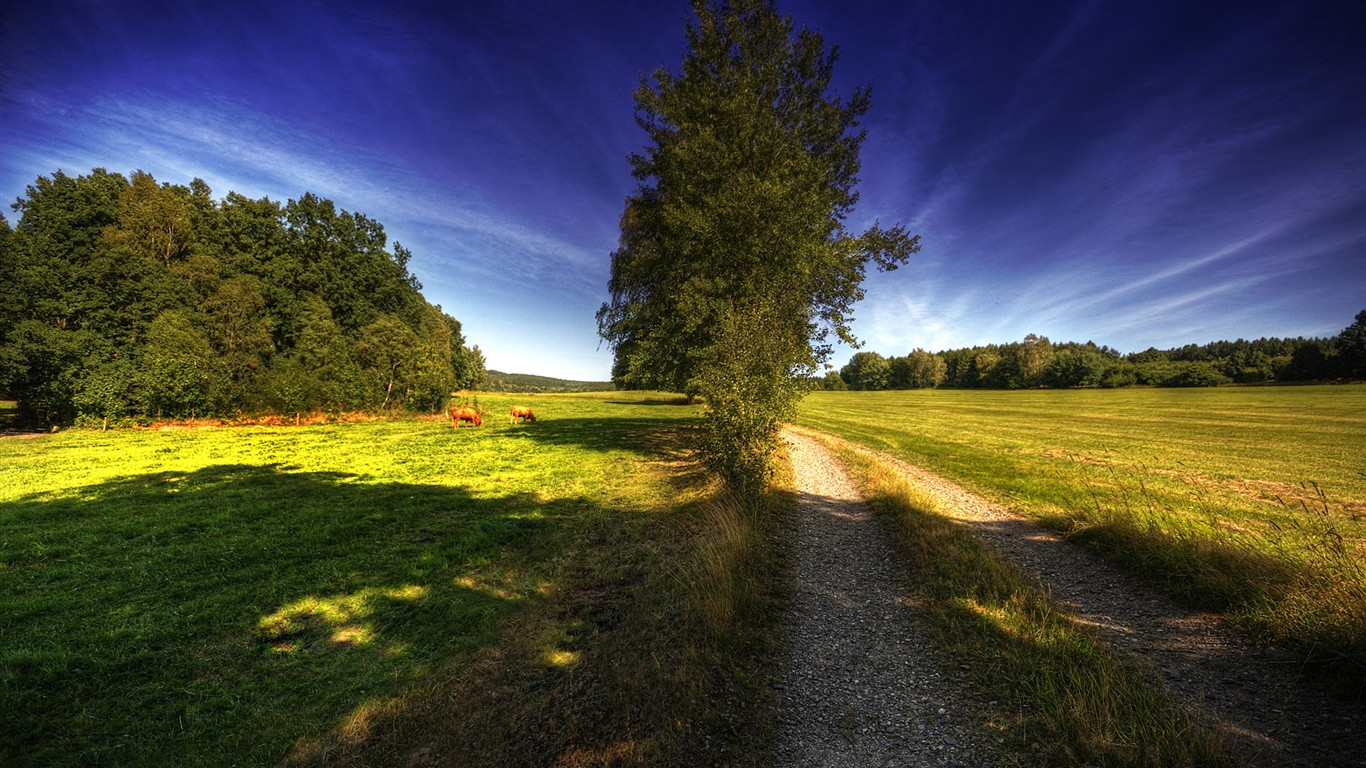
1337,309,1366,379
598,0,919,493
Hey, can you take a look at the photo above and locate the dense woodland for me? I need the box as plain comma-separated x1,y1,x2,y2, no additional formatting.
828,314,1366,390
0,168,486,427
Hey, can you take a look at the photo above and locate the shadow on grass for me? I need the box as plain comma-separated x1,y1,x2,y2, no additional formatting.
1047,516,1300,609
513,415,698,458
0,463,613,767
604,396,694,407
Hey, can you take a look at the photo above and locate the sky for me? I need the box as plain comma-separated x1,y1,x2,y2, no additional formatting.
3,0,1364,380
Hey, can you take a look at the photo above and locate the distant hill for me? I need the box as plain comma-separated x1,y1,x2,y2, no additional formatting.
482,371,616,393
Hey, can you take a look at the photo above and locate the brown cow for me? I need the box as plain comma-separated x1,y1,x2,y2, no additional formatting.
510,405,537,424
450,406,482,428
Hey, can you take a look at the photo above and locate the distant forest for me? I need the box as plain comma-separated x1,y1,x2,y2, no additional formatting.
828,310,1366,390
0,168,487,427
482,371,615,393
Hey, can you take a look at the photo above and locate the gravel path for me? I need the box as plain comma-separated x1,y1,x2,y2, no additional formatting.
787,426,1366,768
774,429,996,767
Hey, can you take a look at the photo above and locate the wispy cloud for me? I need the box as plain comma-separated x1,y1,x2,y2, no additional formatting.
6,95,611,298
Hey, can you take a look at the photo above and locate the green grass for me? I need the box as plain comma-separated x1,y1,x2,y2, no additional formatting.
795,386,1366,680
815,432,1234,766
0,392,782,766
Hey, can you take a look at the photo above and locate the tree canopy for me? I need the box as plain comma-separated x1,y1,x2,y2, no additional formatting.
0,168,485,426
598,0,919,493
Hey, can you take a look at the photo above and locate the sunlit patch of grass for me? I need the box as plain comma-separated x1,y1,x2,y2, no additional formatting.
256,585,428,652
824,439,1235,766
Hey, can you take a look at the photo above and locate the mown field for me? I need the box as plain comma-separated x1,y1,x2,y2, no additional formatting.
796,385,1366,678
0,393,782,767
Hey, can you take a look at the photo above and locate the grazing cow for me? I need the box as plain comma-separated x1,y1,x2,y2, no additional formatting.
450,406,482,428
510,405,537,424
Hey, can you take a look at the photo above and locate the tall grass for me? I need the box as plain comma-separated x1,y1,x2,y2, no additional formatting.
1062,451,1366,679
684,493,770,635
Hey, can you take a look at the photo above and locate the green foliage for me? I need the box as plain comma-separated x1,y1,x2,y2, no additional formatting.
970,349,1003,388
598,0,918,492
1158,361,1230,388
816,368,848,390
840,351,890,390
1099,363,1138,389
0,322,104,424
1045,346,1107,388
260,295,363,414
354,314,424,410
105,170,195,267
886,354,913,389
1014,333,1053,387
913,348,947,388
138,309,216,416
202,275,273,401
0,169,482,424
72,354,138,426
453,344,487,391
1339,310,1366,379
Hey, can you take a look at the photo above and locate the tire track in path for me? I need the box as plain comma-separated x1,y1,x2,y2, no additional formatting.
805,426,1366,767
775,429,996,767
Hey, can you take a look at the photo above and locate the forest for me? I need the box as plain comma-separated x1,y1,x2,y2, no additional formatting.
828,314,1366,390
0,168,486,427
481,370,615,393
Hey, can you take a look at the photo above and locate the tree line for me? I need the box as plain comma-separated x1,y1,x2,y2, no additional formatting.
827,313,1366,390
0,168,486,427
482,371,615,394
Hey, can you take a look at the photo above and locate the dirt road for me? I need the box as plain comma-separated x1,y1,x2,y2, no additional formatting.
779,426,1366,767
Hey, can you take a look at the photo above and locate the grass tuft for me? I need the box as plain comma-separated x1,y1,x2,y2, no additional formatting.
682,491,769,637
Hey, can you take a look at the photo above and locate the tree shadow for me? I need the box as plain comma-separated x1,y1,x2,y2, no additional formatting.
0,463,612,766
512,416,694,456
604,396,694,407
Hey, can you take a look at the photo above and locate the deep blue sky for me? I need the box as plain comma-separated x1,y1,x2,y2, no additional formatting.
3,1,1364,379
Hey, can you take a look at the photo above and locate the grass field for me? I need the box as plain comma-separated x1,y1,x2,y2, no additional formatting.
0,392,784,766
795,385,1366,679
